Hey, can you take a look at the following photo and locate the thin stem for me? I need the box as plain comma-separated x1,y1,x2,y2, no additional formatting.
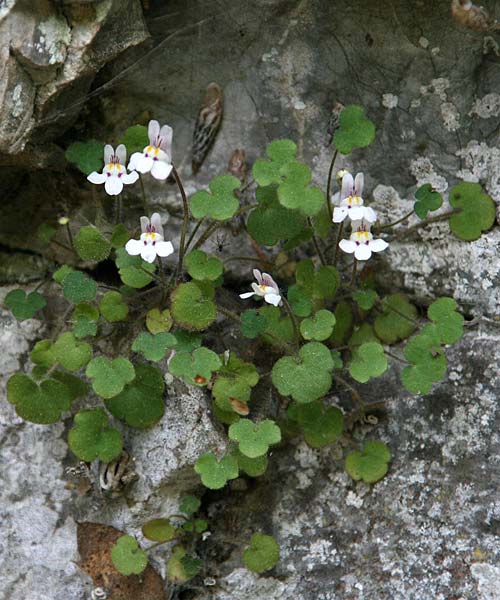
307,217,327,266
240,178,255,194
172,165,190,279
139,175,148,213
334,373,362,406
375,299,419,325
393,209,459,241
193,220,219,250
332,221,344,266
115,195,122,224
376,209,415,231
217,305,241,324
325,149,338,221
350,258,358,286
384,349,410,364
184,218,205,254
224,255,272,266
281,297,300,354
65,223,74,248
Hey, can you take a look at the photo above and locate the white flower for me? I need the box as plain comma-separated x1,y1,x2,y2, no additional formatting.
125,212,174,263
239,269,282,307
87,144,138,195
128,120,173,180
333,172,377,224
339,221,388,261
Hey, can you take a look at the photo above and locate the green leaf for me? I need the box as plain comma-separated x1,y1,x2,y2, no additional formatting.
30,339,56,367
185,250,223,281
51,370,88,401
353,289,379,311
110,224,130,248
132,331,176,362
171,330,202,354
105,364,164,429
348,323,379,349
7,373,72,424
234,450,269,477
179,495,201,516
212,401,241,425
194,453,239,489
190,175,241,221
74,226,111,262
300,309,336,341
169,347,221,384
53,265,75,284
295,260,340,301
68,408,122,462
62,271,97,303
333,105,376,154
53,332,92,371
449,182,495,241
142,519,177,542
146,308,173,334
252,139,297,186
37,222,56,244
349,342,388,383
4,289,46,320
400,326,447,394
247,185,306,246
66,140,103,175
414,184,443,219
73,302,99,321
240,309,268,339
330,301,354,345
171,282,216,331
212,353,259,411
272,342,334,403
260,305,294,349
345,440,391,484
427,297,464,344
277,162,325,216
111,535,147,576
287,285,313,318
167,546,201,583
374,294,417,344
228,419,281,458
289,400,344,448
85,356,135,399
73,315,97,339
243,533,279,574
115,247,156,289
119,124,149,155
99,291,129,323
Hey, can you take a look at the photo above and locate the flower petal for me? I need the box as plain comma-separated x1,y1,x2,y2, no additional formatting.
150,160,172,180
341,173,354,200
159,124,173,160
354,244,372,261
148,119,160,145
87,171,106,185
369,239,389,253
125,239,142,256
150,212,164,237
354,172,364,197
104,144,114,165
239,292,255,299
141,246,157,263
155,241,174,257
136,155,154,174
115,144,126,166
333,207,348,223
122,170,139,185
339,239,356,254
252,269,263,284
363,207,378,223
251,283,264,296
140,217,150,233
105,176,123,196
264,293,282,307
261,272,276,287
128,151,143,171
348,206,365,221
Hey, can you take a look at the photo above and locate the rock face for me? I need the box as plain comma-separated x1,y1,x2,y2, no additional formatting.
1,1,500,599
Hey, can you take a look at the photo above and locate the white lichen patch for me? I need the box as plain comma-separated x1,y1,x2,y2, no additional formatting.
441,101,460,131
382,93,399,109
470,93,500,118
456,140,500,201
409,156,448,192
346,491,364,508
418,36,430,49
37,16,71,65
471,563,500,600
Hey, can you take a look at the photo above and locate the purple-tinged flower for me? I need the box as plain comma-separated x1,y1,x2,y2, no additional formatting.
128,120,173,180
333,172,377,224
339,220,388,261
125,212,174,263
87,144,138,195
239,269,282,307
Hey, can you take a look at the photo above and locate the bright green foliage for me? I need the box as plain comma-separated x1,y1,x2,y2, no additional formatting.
146,308,173,334
73,302,99,321
400,326,447,394
142,519,177,542
272,342,334,403
345,440,391,483
73,315,97,339
179,495,201,516
333,105,376,154
37,222,56,244
313,205,332,239
119,124,149,154
7,373,72,424
288,400,343,448
99,291,129,322
62,271,97,303
252,139,297,186
51,370,88,401
111,535,148,576
348,323,379,349
247,185,305,246
243,533,279,574
132,331,176,361
240,309,268,339
330,350,343,370
110,224,130,248
234,450,269,477
283,227,314,250
295,260,340,300
74,226,111,262
449,182,495,241
105,364,164,428
427,297,464,344
212,353,259,411
349,342,388,383
190,175,241,220
182,519,208,533
4,289,46,320
115,247,156,288
171,330,203,353
53,332,92,371
260,305,294,348
300,309,336,341
353,289,379,311
53,265,74,284
277,162,325,216
287,285,313,317
194,453,239,489
67,408,122,462
185,250,223,281
30,339,56,367
374,294,417,344
85,356,135,399
169,347,221,384
228,419,281,458
414,184,443,219
170,282,216,331
66,140,103,175
167,546,202,583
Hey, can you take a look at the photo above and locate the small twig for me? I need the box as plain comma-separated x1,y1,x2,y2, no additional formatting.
65,223,74,248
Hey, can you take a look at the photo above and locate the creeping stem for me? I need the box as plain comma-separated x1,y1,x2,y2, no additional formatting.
376,209,415,232
172,165,190,279
325,149,338,221
307,217,327,266
281,297,301,355
332,221,344,266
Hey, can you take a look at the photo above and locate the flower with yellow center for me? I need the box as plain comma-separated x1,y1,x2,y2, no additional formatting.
87,144,138,196
128,120,173,180
333,172,377,224
125,213,174,263
339,221,388,261
240,269,282,307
